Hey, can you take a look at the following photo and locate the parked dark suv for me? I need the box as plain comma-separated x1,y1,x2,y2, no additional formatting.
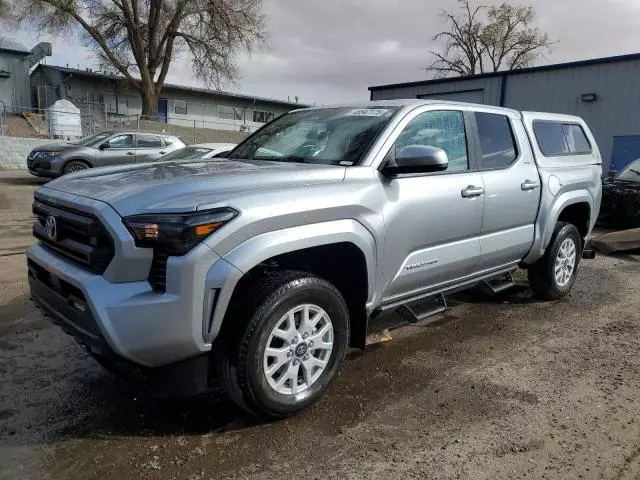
27,130,185,178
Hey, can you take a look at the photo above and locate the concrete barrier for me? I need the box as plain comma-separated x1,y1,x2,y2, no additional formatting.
0,136,55,170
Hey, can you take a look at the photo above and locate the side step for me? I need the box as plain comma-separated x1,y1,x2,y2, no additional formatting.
398,292,448,324
481,272,515,295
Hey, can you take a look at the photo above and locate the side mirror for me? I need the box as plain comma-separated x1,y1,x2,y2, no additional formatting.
383,145,449,176
99,143,110,151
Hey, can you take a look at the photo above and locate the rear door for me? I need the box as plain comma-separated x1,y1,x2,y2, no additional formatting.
135,134,166,162
470,109,540,270
95,133,136,167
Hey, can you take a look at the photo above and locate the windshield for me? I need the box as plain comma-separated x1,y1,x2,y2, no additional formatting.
228,106,400,166
160,146,213,161
72,131,113,147
616,159,640,183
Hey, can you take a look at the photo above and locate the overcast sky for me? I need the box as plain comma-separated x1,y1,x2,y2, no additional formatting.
8,0,640,105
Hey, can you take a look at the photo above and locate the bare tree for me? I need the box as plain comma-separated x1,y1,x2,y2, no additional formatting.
2,0,265,115
428,0,554,78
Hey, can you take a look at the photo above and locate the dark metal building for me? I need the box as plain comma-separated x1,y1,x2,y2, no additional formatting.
0,37,32,112
369,53,640,174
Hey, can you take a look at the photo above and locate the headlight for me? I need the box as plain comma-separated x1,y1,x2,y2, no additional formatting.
40,151,61,158
122,208,238,255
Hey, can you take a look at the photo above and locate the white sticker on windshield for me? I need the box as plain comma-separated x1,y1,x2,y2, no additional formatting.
345,108,391,117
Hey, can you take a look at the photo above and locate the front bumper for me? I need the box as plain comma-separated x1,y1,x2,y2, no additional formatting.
29,258,210,395
27,155,61,178
27,237,240,368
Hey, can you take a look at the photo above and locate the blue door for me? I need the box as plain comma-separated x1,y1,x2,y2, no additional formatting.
611,135,640,174
157,98,168,123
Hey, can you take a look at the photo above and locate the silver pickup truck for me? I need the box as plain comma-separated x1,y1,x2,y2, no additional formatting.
27,100,602,417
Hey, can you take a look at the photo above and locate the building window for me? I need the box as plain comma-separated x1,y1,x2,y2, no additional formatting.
474,112,518,169
174,100,187,115
54,86,61,99
103,94,119,114
253,110,275,123
117,97,129,115
219,105,242,120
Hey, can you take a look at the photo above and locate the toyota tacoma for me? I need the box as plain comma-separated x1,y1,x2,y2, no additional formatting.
27,100,602,417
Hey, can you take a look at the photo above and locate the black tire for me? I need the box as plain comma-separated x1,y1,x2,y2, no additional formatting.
528,222,582,300
63,160,90,175
216,270,350,418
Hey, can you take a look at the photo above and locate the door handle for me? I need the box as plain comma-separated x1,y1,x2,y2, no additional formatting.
461,185,485,198
521,180,540,191
159,151,166,155
126,151,135,156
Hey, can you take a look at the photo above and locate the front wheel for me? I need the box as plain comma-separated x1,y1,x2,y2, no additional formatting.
528,222,582,300
63,160,90,175
216,271,350,418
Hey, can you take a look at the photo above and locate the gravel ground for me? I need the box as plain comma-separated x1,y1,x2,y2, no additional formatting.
1,170,640,480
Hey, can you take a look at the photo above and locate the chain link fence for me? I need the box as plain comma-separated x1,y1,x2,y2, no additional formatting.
113,115,250,144
0,105,249,144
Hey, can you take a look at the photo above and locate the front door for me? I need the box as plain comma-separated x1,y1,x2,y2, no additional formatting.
95,133,136,167
472,110,540,270
157,98,168,123
380,109,485,304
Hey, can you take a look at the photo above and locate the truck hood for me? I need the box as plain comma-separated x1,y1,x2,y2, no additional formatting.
41,159,347,216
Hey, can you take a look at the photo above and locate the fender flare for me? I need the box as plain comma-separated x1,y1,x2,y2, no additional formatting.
203,219,377,343
523,189,593,265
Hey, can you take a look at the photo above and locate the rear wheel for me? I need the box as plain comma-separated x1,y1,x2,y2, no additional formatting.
63,160,90,175
216,270,349,418
528,222,582,300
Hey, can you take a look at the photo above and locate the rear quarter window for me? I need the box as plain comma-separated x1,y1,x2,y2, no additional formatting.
533,121,591,156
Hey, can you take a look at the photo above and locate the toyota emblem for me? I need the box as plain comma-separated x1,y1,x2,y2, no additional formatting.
45,215,57,241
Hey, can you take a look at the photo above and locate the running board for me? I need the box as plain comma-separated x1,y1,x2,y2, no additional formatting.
398,292,448,324
481,272,515,295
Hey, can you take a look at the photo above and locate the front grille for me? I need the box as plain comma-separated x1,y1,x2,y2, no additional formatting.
28,158,50,170
149,251,168,291
32,198,115,274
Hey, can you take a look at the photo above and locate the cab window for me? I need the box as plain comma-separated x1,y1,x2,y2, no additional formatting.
393,110,468,172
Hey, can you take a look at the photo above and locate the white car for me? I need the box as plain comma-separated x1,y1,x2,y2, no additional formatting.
158,142,237,161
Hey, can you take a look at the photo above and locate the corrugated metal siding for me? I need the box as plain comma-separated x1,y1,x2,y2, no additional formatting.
0,51,30,109
503,59,640,173
419,89,486,103
370,76,503,104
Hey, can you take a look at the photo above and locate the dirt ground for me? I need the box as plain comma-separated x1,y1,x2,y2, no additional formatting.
1,170,640,480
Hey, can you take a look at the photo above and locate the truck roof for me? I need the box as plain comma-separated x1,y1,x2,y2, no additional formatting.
298,99,520,115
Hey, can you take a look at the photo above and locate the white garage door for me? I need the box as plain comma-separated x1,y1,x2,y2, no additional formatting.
419,89,485,104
